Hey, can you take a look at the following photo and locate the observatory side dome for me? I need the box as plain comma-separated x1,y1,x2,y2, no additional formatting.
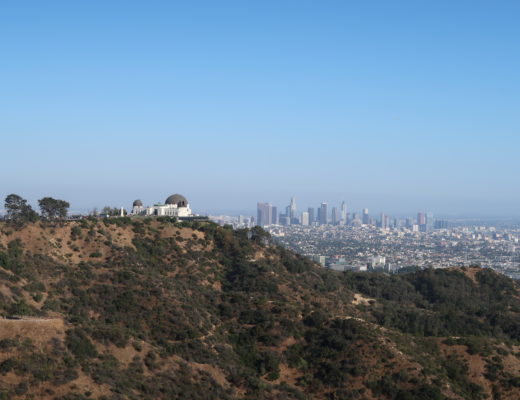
133,200,143,207
165,194,188,207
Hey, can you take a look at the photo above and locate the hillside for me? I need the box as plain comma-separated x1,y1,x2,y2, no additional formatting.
0,218,519,399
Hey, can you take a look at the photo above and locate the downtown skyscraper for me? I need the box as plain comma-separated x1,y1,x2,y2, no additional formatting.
308,207,315,224
271,206,278,225
362,208,369,225
301,211,309,226
331,207,339,225
340,201,347,225
319,202,328,225
257,203,273,227
289,197,297,220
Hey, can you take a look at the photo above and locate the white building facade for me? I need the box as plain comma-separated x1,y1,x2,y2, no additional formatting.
131,194,193,217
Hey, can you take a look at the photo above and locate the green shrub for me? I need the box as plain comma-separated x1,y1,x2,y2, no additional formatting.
65,329,97,360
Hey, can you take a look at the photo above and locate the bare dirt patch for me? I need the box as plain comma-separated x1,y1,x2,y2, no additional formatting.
190,360,230,387
271,363,301,386
0,318,66,346
352,293,375,306
460,267,480,284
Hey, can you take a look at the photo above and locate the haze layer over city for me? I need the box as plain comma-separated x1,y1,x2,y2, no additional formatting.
203,197,520,280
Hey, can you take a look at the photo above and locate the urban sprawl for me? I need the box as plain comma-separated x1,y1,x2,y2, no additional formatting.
210,198,520,280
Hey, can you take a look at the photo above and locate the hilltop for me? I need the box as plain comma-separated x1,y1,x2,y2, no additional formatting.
0,218,520,399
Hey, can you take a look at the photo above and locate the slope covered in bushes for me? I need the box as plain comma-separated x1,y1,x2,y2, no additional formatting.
0,218,519,399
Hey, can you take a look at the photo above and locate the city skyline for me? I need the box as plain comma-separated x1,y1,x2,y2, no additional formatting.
1,191,519,220
256,196,440,230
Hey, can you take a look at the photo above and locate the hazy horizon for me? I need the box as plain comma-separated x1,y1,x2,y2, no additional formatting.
2,1,519,216
2,190,520,220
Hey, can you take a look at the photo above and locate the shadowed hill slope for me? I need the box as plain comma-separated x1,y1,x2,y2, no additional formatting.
0,218,519,399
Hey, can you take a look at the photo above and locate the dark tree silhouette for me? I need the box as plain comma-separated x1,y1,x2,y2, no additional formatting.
38,197,70,220
4,194,39,225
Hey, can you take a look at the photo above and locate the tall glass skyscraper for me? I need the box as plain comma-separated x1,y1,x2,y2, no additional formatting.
331,207,339,225
257,203,273,227
308,207,315,224
319,202,328,225
362,208,369,225
425,212,434,231
290,197,297,220
340,201,347,225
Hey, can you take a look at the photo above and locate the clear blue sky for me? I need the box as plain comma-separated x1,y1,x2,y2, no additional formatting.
1,1,519,216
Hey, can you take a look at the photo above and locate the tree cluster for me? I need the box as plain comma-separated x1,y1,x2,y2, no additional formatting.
4,194,70,224
38,197,70,220
101,206,126,216
4,194,39,225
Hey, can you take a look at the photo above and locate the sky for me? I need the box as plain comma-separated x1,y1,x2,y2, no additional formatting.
1,1,519,217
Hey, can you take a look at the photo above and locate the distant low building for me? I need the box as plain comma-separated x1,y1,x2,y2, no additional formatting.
371,256,386,269
329,262,347,271
312,255,327,267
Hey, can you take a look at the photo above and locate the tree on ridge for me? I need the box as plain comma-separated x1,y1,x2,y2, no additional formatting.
4,194,39,225
38,197,70,220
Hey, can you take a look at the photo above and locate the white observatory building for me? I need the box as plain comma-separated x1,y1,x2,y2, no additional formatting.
131,194,193,217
